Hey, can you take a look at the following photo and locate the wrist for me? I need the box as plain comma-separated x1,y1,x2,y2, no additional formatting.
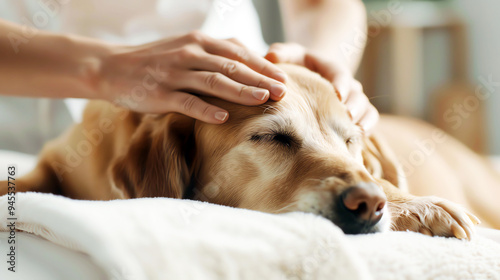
0,21,114,100
61,34,114,101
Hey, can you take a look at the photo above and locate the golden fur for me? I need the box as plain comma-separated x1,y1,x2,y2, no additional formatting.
3,64,499,239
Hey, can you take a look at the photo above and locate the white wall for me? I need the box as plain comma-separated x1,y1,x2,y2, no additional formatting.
454,0,500,154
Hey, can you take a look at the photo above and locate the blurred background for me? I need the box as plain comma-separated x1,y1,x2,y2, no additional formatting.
255,0,499,155
1,0,497,156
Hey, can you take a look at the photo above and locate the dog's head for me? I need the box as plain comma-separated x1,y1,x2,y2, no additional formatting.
112,64,404,234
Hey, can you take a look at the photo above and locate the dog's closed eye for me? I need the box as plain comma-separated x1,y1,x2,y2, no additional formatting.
345,137,359,146
250,131,299,148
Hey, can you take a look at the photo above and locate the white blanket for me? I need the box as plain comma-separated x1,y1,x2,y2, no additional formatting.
1,192,500,280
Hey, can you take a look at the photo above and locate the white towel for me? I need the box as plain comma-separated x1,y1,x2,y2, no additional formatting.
0,192,499,280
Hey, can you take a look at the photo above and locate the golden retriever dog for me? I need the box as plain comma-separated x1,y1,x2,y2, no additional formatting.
2,64,499,239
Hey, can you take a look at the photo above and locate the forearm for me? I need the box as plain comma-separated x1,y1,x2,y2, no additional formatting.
0,19,111,99
279,0,367,73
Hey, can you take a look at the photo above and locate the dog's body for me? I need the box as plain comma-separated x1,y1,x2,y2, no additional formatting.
377,117,500,229
2,64,498,237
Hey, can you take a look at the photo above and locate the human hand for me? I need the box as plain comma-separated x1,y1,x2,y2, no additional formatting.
98,31,287,123
265,43,379,133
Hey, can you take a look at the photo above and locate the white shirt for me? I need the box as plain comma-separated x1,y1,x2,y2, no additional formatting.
0,0,268,154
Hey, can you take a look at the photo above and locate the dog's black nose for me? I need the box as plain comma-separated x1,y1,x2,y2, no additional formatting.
342,183,386,221
335,182,386,234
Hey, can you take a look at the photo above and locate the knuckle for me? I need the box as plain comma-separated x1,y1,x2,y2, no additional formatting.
259,62,271,74
256,77,267,89
352,80,363,91
239,86,251,98
228,37,243,46
269,42,285,49
357,91,369,104
159,70,173,86
221,61,238,76
187,30,205,43
201,105,212,119
177,46,198,60
205,73,222,90
370,106,380,119
235,48,250,62
182,95,198,113
362,96,370,106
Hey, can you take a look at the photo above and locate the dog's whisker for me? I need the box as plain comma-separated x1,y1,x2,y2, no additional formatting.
302,178,323,186
367,94,391,101
273,202,299,214
260,105,282,115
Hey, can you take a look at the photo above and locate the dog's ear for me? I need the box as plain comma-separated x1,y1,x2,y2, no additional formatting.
362,133,407,190
111,113,196,198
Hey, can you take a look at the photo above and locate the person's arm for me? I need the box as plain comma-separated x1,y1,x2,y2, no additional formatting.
0,19,108,100
0,19,287,124
268,0,378,132
278,0,367,72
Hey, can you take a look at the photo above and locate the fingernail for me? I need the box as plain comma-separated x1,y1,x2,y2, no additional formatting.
252,89,269,101
274,72,287,83
214,111,228,122
270,83,286,98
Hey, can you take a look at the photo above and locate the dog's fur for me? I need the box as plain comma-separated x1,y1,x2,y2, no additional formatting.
3,64,500,239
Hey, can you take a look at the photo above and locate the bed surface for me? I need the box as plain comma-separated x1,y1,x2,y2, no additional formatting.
1,150,500,280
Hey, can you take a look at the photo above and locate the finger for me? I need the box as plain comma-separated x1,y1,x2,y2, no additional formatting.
187,54,286,100
265,43,306,64
332,73,356,102
225,38,286,95
301,52,352,101
169,91,229,124
358,105,380,134
171,71,271,105
345,87,371,123
202,38,287,83
225,37,245,47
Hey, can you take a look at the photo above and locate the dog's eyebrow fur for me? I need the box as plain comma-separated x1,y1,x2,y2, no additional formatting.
260,104,282,115
253,113,295,133
329,119,362,140
272,117,294,131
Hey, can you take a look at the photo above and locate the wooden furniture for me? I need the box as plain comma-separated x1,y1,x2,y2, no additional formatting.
359,1,486,152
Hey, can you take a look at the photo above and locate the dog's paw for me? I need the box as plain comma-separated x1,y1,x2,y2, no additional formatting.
389,196,481,240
